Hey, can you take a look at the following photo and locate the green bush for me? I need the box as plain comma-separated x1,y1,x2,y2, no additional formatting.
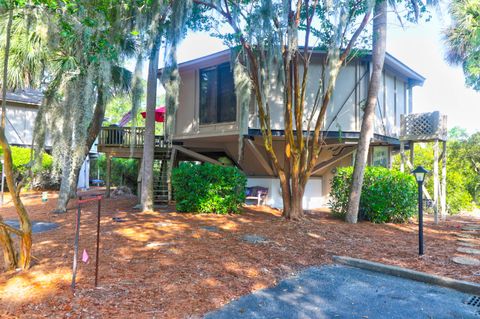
0,146,56,189
92,154,139,193
329,166,418,223
172,162,247,214
0,146,52,174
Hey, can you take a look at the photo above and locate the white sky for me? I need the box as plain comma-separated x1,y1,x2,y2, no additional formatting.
165,9,480,134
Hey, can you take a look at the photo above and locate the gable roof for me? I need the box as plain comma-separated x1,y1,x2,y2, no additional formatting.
171,49,425,87
1,88,43,106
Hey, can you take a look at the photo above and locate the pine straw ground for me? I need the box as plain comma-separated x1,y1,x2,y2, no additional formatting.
0,189,479,318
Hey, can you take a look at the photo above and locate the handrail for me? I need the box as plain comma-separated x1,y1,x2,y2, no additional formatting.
98,127,166,148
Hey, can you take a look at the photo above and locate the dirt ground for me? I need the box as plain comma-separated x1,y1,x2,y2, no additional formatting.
0,189,479,318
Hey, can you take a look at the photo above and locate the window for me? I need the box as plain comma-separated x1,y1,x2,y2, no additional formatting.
372,146,389,168
199,63,236,124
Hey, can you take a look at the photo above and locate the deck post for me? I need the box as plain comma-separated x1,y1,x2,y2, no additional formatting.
433,139,439,224
400,141,405,172
137,157,143,199
409,141,414,167
441,140,447,220
167,148,177,203
106,153,111,198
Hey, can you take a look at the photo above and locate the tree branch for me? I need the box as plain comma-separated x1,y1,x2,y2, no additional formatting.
0,222,23,236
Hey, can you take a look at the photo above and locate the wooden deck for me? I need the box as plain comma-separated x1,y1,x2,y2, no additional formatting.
97,126,168,158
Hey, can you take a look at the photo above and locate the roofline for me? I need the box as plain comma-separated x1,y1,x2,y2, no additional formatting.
384,53,425,87
162,48,425,86
0,99,41,107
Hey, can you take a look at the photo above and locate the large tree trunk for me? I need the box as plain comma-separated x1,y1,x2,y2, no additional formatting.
0,216,17,270
0,130,33,269
55,88,107,213
345,0,387,224
141,37,161,212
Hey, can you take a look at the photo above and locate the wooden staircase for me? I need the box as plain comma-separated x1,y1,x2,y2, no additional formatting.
153,147,172,206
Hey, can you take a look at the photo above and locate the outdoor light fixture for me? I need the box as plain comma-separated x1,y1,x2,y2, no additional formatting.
412,165,429,256
412,165,428,183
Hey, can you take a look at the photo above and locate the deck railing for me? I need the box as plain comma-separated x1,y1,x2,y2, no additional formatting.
98,126,166,148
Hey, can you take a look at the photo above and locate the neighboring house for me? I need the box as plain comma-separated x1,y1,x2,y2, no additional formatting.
98,49,427,208
0,89,93,190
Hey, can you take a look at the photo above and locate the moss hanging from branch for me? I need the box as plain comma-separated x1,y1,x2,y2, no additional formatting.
232,52,251,161
161,0,192,142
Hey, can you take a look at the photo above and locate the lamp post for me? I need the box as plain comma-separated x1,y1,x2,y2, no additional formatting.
412,166,429,256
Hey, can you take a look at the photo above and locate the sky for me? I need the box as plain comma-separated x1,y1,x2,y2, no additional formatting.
168,8,480,135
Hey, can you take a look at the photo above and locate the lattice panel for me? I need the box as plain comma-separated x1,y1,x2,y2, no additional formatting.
405,113,434,136
400,111,447,142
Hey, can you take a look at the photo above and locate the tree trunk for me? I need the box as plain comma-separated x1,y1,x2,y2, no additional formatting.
0,9,32,270
345,0,387,224
141,37,161,212
0,129,32,269
0,216,17,270
55,88,107,213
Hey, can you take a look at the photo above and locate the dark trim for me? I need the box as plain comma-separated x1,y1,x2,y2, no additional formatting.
246,128,401,145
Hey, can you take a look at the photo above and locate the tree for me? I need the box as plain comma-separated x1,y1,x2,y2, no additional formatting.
0,5,32,270
345,0,387,224
29,0,137,213
444,0,480,91
132,0,191,211
194,0,375,219
345,0,433,223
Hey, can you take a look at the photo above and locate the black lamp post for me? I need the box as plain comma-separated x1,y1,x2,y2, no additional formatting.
412,166,429,255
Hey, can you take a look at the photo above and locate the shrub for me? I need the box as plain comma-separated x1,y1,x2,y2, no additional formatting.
0,146,56,189
93,154,139,193
172,162,247,214
329,166,418,223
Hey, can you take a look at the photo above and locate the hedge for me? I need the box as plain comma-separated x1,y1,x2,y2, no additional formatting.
329,166,418,223
171,162,246,214
0,146,56,189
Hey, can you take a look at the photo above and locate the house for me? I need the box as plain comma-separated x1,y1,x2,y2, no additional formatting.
0,89,92,190
172,50,425,208
98,49,426,208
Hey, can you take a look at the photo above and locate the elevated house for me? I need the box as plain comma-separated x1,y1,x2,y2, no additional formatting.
0,89,92,190
98,49,427,209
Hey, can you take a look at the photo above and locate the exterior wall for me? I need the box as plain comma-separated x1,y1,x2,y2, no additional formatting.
77,156,90,190
373,69,410,137
175,54,241,140
247,177,323,209
1,103,38,146
175,55,412,140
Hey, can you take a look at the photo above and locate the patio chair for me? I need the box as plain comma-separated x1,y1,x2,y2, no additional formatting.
245,186,269,206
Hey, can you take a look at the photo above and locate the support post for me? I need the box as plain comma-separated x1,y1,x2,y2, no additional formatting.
95,198,101,287
441,141,447,220
167,148,177,203
400,141,405,172
71,204,81,290
410,141,414,167
418,180,424,256
137,157,143,199
106,153,111,198
433,139,439,224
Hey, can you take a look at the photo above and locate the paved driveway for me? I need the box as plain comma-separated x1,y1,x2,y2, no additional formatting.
204,265,478,319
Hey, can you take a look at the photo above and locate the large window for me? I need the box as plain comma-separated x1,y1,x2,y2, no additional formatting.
199,62,236,124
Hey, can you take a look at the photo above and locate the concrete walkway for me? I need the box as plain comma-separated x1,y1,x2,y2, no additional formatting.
204,265,479,319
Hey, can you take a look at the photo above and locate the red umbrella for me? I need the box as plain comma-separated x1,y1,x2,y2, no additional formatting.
141,106,166,123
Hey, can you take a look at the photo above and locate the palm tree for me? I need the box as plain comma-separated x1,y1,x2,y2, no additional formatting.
444,0,480,91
